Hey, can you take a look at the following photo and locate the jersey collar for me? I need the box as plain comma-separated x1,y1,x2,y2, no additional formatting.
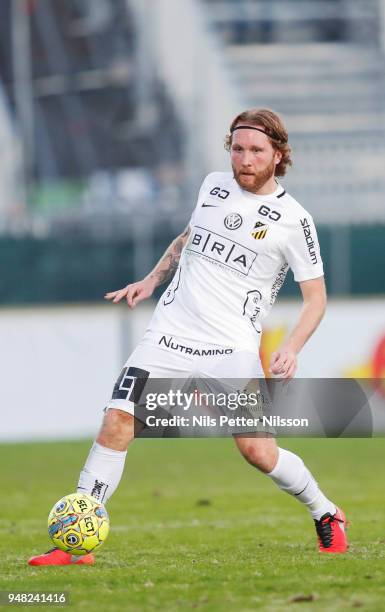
234,178,286,202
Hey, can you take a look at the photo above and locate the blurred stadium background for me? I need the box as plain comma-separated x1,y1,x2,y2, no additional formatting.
1,0,384,440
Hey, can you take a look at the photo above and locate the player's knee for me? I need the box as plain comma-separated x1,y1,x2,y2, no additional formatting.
97,408,135,450
239,442,276,473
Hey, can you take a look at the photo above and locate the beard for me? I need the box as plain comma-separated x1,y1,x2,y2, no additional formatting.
233,157,276,193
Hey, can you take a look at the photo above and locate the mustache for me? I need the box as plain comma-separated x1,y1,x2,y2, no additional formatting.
233,161,276,191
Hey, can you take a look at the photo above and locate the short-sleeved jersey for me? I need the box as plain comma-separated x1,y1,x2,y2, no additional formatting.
147,172,324,352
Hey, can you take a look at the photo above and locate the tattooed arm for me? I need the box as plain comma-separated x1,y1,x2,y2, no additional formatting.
104,225,191,309
146,225,190,288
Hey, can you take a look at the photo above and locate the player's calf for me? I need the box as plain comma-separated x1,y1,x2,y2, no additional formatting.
234,436,278,473
77,409,142,504
96,408,137,451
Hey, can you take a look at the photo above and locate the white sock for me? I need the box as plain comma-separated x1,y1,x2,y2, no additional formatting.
77,441,127,504
267,447,336,521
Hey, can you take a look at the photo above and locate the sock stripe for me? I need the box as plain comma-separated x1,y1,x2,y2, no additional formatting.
294,478,311,497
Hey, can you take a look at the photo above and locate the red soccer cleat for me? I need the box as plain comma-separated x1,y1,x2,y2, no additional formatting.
28,547,95,566
314,507,349,553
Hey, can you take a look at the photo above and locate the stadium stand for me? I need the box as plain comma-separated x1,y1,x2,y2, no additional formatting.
203,0,385,223
0,0,185,236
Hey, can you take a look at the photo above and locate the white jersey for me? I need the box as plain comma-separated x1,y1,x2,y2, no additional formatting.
147,172,324,352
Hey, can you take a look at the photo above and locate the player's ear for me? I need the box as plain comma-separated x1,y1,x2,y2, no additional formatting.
274,150,282,165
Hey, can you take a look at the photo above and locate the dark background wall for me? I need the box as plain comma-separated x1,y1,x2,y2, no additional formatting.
1,225,384,305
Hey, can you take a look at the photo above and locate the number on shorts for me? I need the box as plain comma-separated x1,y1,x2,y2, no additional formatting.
112,366,150,402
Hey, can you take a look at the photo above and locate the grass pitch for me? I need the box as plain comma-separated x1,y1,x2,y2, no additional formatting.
1,438,384,611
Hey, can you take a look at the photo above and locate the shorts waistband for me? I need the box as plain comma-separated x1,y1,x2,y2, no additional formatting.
142,330,236,353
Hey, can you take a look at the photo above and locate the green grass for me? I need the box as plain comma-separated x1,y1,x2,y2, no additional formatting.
1,438,384,611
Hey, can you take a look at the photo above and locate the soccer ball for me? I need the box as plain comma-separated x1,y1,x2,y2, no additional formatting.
47,493,109,555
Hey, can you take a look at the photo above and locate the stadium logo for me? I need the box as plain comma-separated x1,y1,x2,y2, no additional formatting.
224,213,242,230
186,226,257,276
300,218,318,264
251,221,268,240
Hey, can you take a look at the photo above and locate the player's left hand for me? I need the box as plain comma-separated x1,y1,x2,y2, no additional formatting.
269,346,297,379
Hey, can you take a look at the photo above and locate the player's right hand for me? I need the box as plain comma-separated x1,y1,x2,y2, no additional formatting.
104,277,156,309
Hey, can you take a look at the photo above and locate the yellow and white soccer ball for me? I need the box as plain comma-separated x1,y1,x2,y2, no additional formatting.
48,493,109,555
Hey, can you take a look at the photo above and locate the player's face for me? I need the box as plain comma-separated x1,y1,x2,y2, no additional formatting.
230,126,282,193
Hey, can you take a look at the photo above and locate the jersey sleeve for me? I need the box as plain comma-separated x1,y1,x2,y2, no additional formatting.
282,215,324,282
188,173,212,229
188,205,198,230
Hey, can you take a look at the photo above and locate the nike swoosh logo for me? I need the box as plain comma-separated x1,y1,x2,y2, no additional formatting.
202,203,218,208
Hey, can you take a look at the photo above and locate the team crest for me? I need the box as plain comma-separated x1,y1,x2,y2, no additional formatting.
251,221,268,240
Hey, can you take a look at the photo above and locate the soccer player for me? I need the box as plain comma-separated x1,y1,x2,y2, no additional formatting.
29,108,348,565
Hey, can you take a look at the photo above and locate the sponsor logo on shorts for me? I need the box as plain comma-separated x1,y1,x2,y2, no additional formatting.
159,335,233,356
224,213,243,230
300,218,318,264
186,226,257,276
